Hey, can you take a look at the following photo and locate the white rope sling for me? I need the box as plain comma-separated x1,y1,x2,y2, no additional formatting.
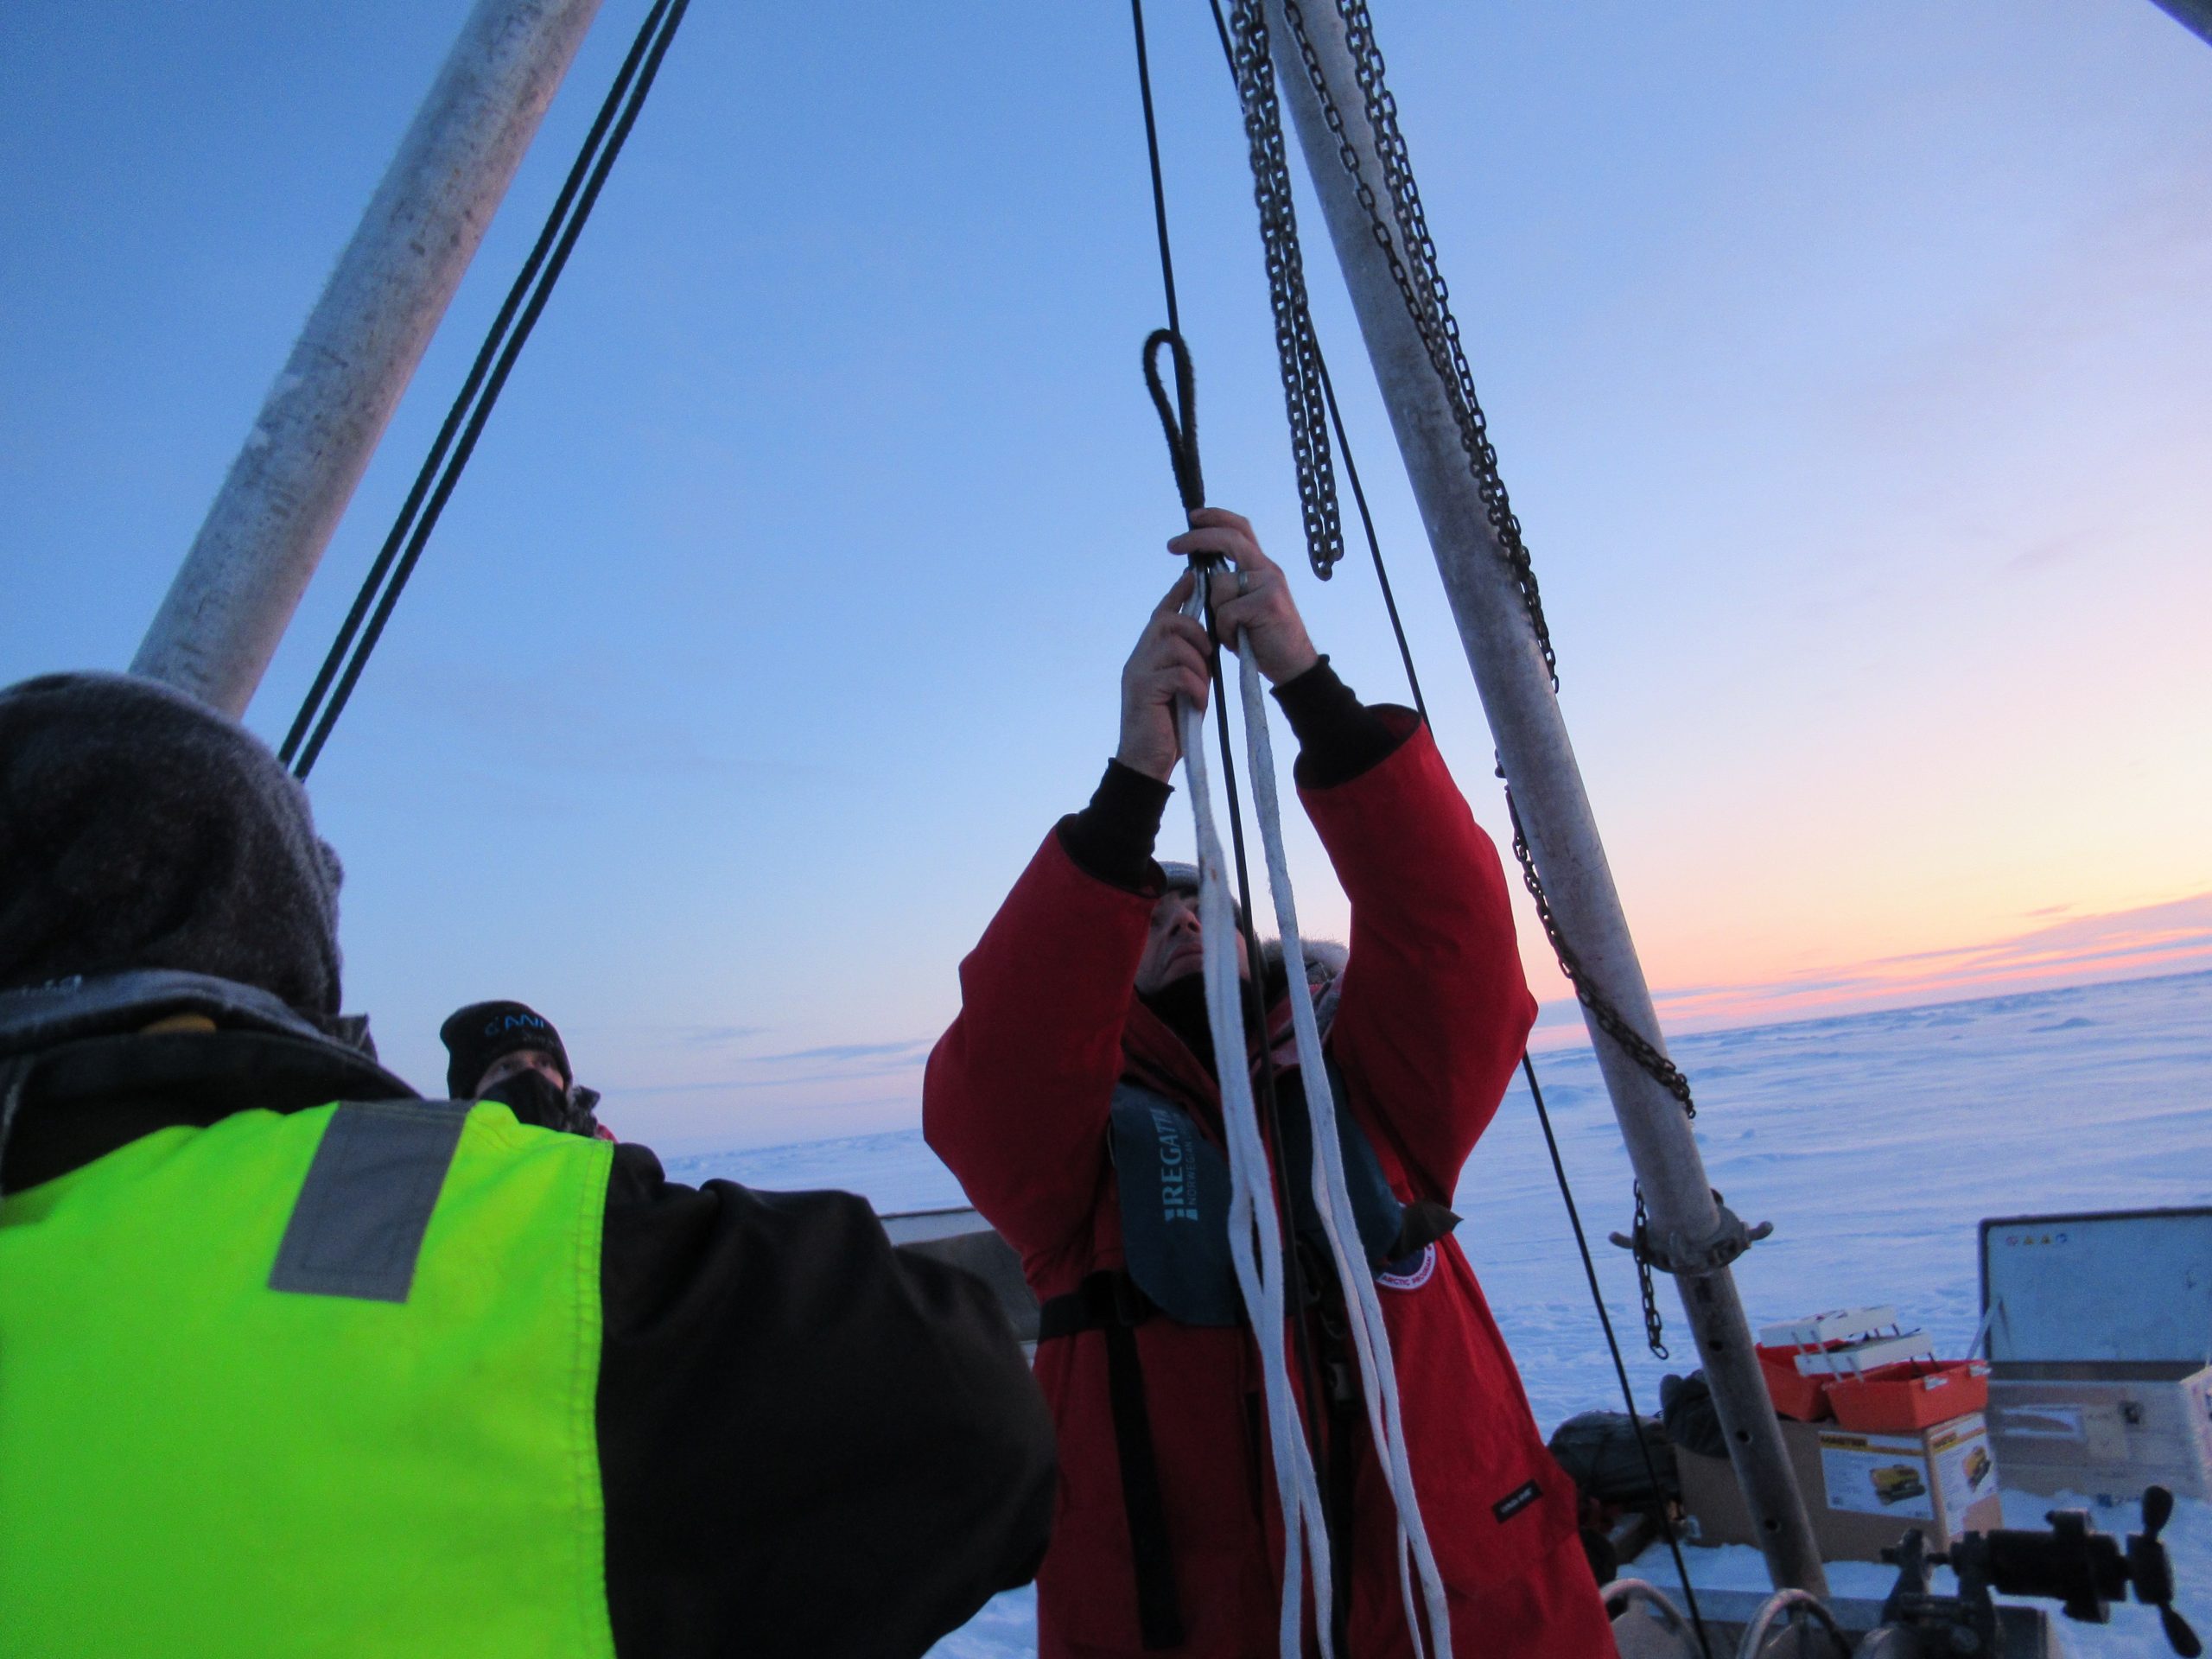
1172,582,1452,1659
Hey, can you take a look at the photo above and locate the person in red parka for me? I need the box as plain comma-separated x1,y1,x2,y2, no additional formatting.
924,509,1614,1658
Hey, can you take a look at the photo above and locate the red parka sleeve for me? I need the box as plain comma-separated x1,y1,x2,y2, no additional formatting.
923,830,1155,1260
1301,712,1537,1200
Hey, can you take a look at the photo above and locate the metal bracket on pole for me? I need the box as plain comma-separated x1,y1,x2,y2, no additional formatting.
1611,1194,1775,1276
131,0,606,718
1261,0,1829,1595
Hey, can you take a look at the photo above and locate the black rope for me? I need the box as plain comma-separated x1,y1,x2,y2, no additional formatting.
282,0,692,780
1129,0,1184,344
1142,330,1205,513
1128,0,1335,1573
1523,1054,1713,1658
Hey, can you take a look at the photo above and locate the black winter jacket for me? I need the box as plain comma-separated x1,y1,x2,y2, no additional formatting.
0,974,1056,1657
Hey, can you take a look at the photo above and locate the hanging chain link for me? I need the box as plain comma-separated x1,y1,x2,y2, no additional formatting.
1232,0,1710,1354
1276,0,1555,683
1500,782,1696,1118
1503,772,1696,1357
1630,1185,1669,1360
1278,0,1709,1354
1225,0,1344,580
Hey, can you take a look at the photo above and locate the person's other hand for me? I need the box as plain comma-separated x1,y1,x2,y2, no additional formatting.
1116,570,1213,782
1168,508,1320,686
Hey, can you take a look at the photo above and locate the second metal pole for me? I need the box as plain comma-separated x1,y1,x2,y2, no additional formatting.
132,0,605,717
1262,0,1827,1597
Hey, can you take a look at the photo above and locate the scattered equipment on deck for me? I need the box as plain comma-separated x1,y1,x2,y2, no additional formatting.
1872,1485,2200,1658
1757,1308,1992,1432
1608,1486,2199,1657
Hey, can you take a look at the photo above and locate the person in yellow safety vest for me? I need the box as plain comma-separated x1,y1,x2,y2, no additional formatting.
0,671,1057,1659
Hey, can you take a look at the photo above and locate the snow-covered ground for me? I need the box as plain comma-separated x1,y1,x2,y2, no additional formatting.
675,969,2212,1656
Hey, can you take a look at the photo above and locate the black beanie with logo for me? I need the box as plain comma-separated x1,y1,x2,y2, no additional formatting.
440,1000,572,1098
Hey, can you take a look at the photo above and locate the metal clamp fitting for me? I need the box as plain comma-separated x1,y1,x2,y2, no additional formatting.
1610,1191,1773,1275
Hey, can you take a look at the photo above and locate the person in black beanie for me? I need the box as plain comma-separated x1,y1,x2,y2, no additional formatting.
440,998,609,1139
0,669,1055,1658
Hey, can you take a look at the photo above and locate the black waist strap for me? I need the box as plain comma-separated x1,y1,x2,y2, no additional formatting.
1037,1271,1184,1650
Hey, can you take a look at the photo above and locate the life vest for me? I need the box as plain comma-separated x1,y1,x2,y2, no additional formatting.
1036,1062,1457,1650
0,980,618,1657
1104,1061,1430,1325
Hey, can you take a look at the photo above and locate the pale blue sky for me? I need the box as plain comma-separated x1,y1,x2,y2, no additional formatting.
4,3,2208,1150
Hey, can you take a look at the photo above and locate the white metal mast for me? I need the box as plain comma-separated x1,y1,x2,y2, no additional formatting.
132,0,605,717
2150,0,2212,47
1262,0,1830,1596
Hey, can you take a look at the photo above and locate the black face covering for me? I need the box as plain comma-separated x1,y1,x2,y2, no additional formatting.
1139,950,1294,1084
480,1066,598,1138
1139,973,1219,1077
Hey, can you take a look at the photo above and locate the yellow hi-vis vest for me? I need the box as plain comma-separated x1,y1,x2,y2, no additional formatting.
0,1097,617,1657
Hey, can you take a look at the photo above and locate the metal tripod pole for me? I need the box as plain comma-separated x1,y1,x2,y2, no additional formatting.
2149,0,2212,47
132,0,605,717
1262,0,1827,1595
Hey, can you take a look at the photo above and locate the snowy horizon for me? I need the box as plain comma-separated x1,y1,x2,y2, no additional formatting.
728,953,2212,1658
644,961,2212,1166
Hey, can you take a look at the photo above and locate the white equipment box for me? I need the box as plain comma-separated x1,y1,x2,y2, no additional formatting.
1980,1206,2212,1503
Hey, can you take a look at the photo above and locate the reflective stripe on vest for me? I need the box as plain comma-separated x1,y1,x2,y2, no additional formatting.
0,1099,617,1658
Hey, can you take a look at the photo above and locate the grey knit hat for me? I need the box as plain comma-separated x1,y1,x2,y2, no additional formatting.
1158,861,1242,926
0,671,344,1020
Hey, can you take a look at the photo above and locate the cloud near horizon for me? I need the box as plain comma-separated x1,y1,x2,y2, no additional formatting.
1535,890,2212,1044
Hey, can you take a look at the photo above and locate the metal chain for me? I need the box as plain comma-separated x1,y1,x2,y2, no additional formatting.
1503,772,1695,1357
1225,0,1345,580
1499,781,1695,1118
1276,0,1555,684
1269,0,1702,1354
1630,1184,1669,1360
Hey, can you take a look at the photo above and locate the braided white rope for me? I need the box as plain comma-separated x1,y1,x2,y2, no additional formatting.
1233,645,1452,1659
1173,590,1332,1659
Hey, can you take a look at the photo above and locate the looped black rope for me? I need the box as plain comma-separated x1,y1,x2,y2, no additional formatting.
1128,2,1334,1594
281,0,692,780
1143,328,1205,516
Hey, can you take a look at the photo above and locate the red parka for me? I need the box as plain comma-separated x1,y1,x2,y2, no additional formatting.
925,714,1613,1658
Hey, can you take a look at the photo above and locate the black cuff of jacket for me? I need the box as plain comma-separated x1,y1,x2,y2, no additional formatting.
1272,657,1404,789
1057,759,1173,893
